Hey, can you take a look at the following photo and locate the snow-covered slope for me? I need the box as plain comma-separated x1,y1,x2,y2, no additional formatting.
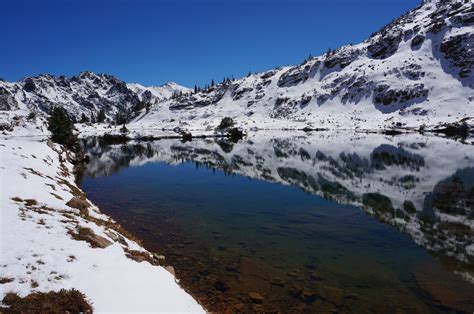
136,0,473,131
0,135,204,312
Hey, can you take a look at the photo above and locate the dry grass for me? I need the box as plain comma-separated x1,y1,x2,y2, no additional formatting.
1,289,92,313
23,167,45,178
124,249,159,266
11,197,39,207
24,199,38,207
50,192,64,200
56,178,87,200
68,226,112,248
0,277,14,284
87,215,141,246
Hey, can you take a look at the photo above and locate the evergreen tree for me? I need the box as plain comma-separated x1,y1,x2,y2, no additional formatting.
115,112,127,125
211,79,215,87
194,85,198,93
97,109,106,123
47,107,79,151
133,101,145,113
80,113,89,123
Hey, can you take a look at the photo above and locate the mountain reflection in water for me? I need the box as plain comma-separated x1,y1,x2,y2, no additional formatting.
79,131,474,312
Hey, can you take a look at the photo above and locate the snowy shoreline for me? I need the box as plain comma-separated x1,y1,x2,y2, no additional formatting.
0,133,205,312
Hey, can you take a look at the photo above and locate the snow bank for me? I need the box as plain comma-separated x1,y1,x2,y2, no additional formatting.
0,135,204,312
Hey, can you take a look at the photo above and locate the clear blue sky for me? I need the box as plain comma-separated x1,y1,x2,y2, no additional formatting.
2,0,419,87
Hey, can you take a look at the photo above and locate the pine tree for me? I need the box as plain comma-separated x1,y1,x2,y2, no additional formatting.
47,107,78,151
97,109,106,123
194,85,198,93
211,79,215,87
133,101,145,113
80,113,89,123
115,112,127,125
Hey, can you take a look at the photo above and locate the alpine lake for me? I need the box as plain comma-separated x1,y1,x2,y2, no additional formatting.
78,131,474,313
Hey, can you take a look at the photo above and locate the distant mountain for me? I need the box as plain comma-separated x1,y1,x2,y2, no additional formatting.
0,0,472,132
0,71,189,124
128,82,191,104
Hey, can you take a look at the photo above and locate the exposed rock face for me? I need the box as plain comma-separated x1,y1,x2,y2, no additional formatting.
368,29,403,59
277,61,320,87
440,33,474,79
323,48,359,69
410,34,425,50
373,83,429,107
0,88,18,111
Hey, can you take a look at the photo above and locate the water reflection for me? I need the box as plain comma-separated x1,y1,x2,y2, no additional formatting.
80,131,474,312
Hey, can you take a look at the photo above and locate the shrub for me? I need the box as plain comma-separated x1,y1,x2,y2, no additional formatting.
218,117,234,129
181,131,192,142
227,127,244,142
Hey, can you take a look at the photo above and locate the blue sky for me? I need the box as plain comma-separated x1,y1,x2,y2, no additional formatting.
2,0,419,87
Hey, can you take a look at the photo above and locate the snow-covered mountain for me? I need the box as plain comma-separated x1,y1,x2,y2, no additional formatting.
0,0,472,133
0,71,189,126
138,0,473,131
128,82,191,104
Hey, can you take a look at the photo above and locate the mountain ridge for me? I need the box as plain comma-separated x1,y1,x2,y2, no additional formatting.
0,0,472,133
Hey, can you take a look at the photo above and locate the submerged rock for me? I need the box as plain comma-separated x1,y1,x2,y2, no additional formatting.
248,292,263,303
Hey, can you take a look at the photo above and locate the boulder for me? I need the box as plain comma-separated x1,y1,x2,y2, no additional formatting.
66,197,90,216
165,266,176,277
